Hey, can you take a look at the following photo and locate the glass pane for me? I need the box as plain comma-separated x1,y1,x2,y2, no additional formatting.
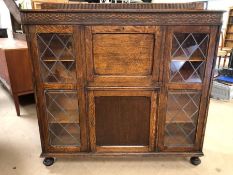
37,33,76,83
164,91,201,147
45,90,80,146
170,61,205,83
172,33,209,61
49,123,80,146
170,32,209,83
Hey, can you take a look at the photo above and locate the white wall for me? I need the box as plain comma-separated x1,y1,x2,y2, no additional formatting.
0,0,32,38
0,0,12,38
0,0,12,30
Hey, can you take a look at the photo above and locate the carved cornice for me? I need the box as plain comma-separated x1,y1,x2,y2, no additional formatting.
21,11,223,26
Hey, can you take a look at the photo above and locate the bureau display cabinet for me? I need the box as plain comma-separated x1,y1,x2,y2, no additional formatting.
20,3,223,166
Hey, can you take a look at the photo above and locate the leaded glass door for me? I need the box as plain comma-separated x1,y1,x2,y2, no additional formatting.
159,26,216,151
32,26,87,152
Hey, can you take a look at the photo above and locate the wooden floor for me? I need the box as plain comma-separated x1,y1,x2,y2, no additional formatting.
0,84,233,175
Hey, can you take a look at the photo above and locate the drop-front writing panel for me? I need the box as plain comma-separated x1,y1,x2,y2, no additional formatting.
86,26,162,87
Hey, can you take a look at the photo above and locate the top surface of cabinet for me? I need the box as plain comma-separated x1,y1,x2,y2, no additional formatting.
0,38,27,50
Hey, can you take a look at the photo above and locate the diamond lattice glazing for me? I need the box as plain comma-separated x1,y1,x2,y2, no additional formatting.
164,91,201,147
37,33,76,83
170,33,209,83
45,90,80,146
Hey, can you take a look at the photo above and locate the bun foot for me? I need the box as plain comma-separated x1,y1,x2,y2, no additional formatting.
43,157,55,166
190,157,201,166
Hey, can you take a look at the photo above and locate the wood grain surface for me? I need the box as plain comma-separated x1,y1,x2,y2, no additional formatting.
93,34,154,76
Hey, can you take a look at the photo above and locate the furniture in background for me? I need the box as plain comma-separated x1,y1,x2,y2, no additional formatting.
217,7,233,70
217,32,232,69
32,0,68,9
224,7,233,48
1,1,34,116
3,0,26,40
31,0,87,9
0,38,33,116
21,3,223,166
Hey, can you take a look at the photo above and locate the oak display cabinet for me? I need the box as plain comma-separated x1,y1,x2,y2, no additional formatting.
20,4,223,166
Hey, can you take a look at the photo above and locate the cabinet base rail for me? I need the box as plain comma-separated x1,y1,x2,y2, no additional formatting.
41,152,203,166
41,151,203,158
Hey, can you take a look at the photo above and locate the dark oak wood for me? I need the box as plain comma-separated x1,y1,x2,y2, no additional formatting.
0,38,33,116
21,4,223,162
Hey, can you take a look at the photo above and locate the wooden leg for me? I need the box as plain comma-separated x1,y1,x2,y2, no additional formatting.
217,56,221,69
223,55,227,68
12,93,20,116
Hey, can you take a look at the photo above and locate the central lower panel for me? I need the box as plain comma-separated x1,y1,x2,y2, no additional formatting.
95,96,151,146
88,90,157,152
